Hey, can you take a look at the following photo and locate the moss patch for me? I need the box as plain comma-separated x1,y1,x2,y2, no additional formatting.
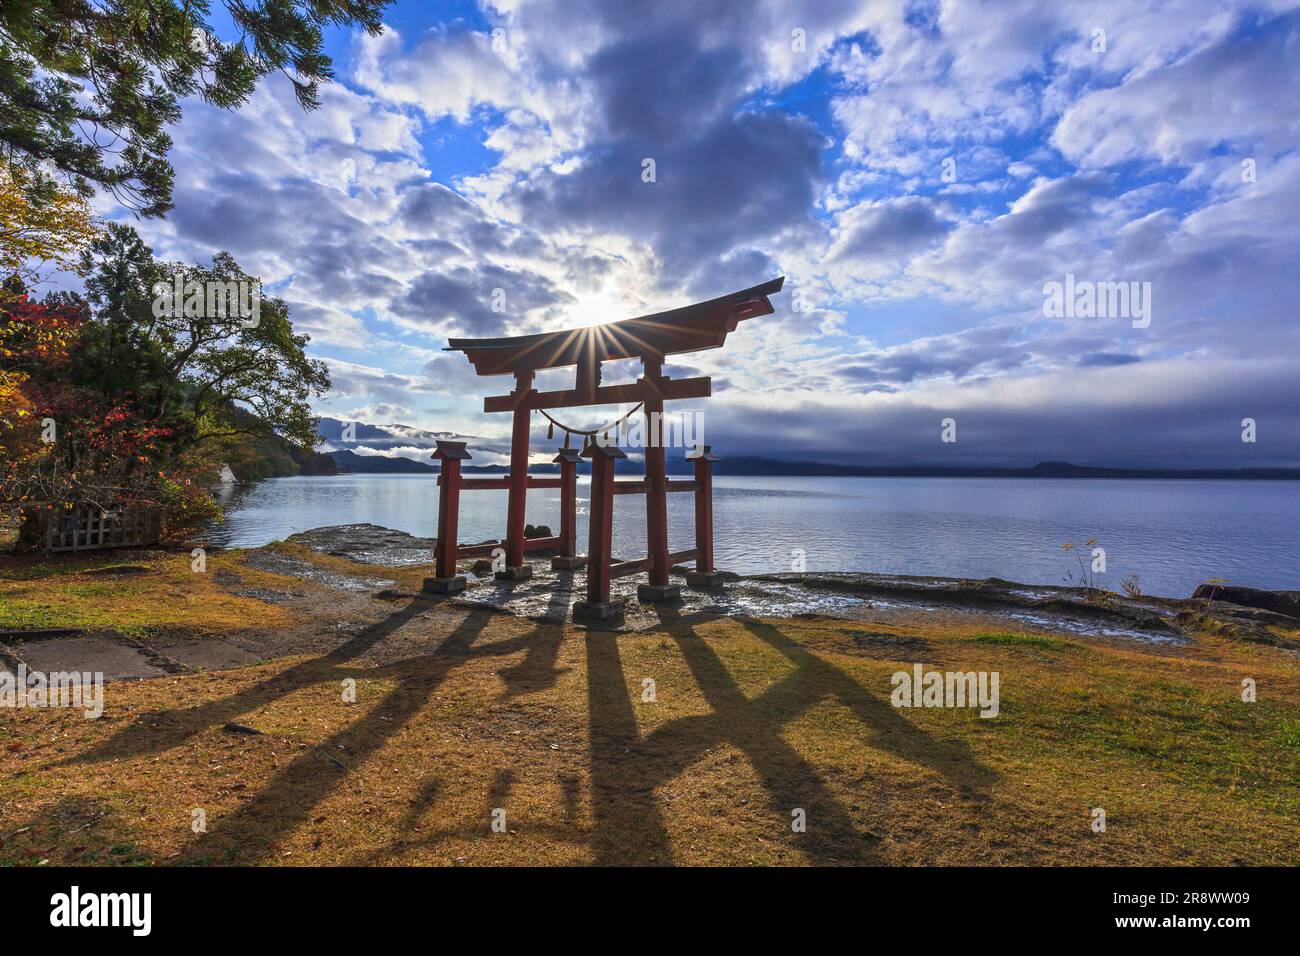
0,549,304,637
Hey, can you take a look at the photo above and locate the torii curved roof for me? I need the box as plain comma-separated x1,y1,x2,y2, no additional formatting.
445,277,783,375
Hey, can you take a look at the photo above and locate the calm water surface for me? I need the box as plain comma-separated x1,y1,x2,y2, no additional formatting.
202,475,1300,597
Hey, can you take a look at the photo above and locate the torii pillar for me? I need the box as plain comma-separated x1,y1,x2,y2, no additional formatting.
424,439,472,595
574,441,627,623
551,446,585,570
685,444,725,588
499,368,534,581
637,353,680,603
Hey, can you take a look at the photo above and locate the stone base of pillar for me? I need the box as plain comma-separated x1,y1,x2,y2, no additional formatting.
573,600,625,624
495,565,534,581
637,582,682,603
422,575,467,595
551,555,587,571
685,570,727,589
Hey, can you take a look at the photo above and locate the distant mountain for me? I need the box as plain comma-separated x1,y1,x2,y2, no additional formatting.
331,449,437,474
512,454,1300,478
316,417,492,450
707,457,1300,479
317,419,1300,479
327,448,1300,479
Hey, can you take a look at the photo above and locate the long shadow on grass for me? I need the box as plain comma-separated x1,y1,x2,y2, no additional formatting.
176,585,579,863
347,585,581,863
179,606,496,863
57,597,437,767
737,617,996,792
46,585,997,865
584,608,996,865
40,566,576,861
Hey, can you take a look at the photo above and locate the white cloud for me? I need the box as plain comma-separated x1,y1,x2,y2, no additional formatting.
86,0,1300,467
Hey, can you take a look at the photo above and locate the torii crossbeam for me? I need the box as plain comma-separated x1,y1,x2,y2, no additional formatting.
426,277,784,621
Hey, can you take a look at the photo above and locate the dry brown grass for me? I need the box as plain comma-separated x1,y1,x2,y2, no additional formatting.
1,547,1298,866
0,548,304,636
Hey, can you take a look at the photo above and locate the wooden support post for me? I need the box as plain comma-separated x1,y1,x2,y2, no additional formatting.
424,440,472,594
693,446,715,572
638,355,680,603
551,447,585,570
686,445,725,589
574,443,626,623
575,350,599,405
501,369,534,580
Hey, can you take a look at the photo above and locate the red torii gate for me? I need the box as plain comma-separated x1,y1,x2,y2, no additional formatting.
424,277,784,622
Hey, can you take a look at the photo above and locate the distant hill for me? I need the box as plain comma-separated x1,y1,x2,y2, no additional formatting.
317,418,1299,479
331,449,437,474
316,417,506,456
327,448,1300,479
705,458,1300,479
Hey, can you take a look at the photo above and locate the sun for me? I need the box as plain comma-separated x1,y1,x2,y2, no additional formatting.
563,289,645,329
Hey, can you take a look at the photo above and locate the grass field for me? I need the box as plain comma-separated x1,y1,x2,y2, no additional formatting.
2,546,1297,866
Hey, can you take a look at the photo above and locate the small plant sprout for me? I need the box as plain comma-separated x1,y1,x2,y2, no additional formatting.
1202,577,1230,601
1061,538,1104,595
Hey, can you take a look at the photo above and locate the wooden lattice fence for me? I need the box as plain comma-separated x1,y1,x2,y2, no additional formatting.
22,503,164,552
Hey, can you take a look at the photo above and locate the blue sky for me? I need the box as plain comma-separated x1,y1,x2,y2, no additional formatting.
109,0,1300,468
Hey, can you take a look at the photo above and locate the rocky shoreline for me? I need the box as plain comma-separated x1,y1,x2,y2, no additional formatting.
7,522,1294,652
264,524,1299,646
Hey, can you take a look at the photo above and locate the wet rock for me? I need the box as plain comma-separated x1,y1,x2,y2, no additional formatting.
519,525,558,556
286,524,437,567
1175,588,1300,647
1174,608,1296,647
1190,584,1300,621
241,548,394,592
751,572,1184,640
671,564,741,581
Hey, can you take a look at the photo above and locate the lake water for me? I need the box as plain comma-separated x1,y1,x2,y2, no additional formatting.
202,475,1300,598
